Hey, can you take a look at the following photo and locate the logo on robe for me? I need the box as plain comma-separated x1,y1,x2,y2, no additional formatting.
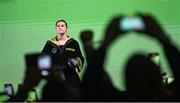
52,48,57,53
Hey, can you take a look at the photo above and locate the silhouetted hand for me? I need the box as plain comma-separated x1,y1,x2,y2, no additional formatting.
80,30,94,63
23,68,42,91
137,14,170,44
102,16,126,48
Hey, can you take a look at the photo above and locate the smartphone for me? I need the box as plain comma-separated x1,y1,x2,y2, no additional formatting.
120,16,145,31
4,83,14,97
25,53,52,77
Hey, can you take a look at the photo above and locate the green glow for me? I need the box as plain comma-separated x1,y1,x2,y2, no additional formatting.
27,90,37,102
1,0,180,100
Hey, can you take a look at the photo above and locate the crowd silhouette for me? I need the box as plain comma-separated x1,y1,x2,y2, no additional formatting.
1,13,180,102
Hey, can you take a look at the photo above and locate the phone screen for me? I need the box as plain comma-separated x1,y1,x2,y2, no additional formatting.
4,84,13,96
38,55,51,69
120,16,145,31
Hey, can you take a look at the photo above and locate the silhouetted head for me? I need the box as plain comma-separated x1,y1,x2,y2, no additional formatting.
125,54,163,98
41,79,67,102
